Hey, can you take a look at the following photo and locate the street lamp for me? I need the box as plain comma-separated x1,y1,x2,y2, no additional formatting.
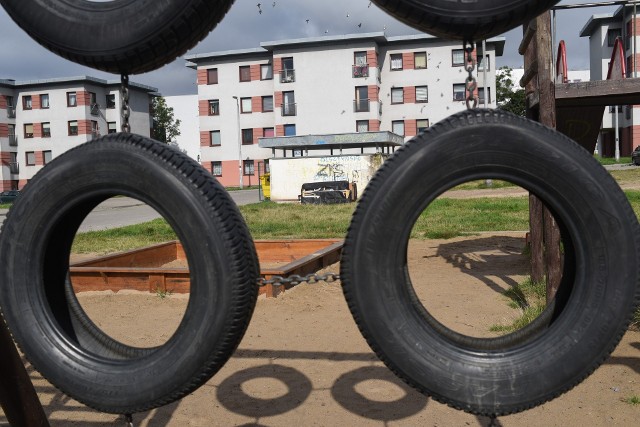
232,96,243,189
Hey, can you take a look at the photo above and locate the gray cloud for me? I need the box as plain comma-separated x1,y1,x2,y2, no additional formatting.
0,1,623,95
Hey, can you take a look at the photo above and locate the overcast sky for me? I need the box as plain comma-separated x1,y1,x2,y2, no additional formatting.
0,1,623,96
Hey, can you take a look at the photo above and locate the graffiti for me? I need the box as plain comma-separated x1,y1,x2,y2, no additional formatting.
315,162,347,181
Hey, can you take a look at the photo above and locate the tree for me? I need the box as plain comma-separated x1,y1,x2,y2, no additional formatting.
496,66,526,117
152,96,181,144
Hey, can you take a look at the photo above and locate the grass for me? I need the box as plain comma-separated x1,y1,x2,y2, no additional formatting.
623,395,640,405
490,276,547,334
610,168,640,186
72,219,176,254
0,203,11,209
450,180,516,191
596,155,632,165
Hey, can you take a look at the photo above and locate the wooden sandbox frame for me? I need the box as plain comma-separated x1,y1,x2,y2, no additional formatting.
69,239,343,298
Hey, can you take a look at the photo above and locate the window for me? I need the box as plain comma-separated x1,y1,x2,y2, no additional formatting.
263,127,274,137
262,96,273,112
210,130,221,146
281,57,295,82
6,96,13,108
43,150,52,165
416,86,428,103
67,92,77,107
243,160,255,175
284,124,296,136
608,28,622,47
91,120,99,137
417,119,430,133
477,54,490,71
414,52,427,69
390,53,403,70
108,122,117,134
282,91,296,116
209,99,220,115
68,120,78,135
354,86,369,112
106,94,116,109
211,161,222,176
452,49,465,66
356,120,369,132
453,84,466,101
261,64,273,80
40,94,50,109
89,92,97,105
26,152,36,166
42,122,51,137
242,128,253,145
240,97,252,113
478,87,492,104
207,68,218,84
354,51,367,65
392,120,405,136
391,88,404,104
24,123,34,138
239,65,251,82
22,95,32,110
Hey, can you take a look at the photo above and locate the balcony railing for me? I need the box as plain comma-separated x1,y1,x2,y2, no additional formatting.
280,69,295,83
91,131,101,140
281,103,297,116
353,99,370,113
7,106,16,118
352,64,369,78
90,103,100,116
9,162,19,174
8,133,17,147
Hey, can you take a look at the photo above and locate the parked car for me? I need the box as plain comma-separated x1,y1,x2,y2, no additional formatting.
0,190,21,204
633,146,640,165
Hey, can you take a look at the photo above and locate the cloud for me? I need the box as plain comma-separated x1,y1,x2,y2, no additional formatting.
0,0,624,95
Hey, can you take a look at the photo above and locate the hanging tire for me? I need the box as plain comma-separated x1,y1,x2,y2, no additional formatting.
340,109,640,416
0,0,235,74
370,0,560,41
0,133,259,414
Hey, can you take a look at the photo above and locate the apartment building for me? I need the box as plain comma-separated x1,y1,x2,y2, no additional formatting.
186,33,504,187
0,76,157,190
580,4,640,156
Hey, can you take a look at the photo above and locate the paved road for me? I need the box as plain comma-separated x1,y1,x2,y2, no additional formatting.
0,189,261,232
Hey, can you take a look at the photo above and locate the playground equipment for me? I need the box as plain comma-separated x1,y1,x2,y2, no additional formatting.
1,0,639,424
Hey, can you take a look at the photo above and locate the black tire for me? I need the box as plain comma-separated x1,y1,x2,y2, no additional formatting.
0,0,235,74
0,133,259,414
340,109,640,416
371,0,560,41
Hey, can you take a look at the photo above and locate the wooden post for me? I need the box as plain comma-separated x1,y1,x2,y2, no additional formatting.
0,315,50,427
529,195,545,284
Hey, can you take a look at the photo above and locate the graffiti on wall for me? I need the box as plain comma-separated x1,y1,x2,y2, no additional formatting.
313,156,366,182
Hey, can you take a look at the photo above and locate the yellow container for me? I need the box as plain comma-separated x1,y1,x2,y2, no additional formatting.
260,173,271,199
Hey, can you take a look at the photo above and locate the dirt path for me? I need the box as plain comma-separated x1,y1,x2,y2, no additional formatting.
3,232,639,426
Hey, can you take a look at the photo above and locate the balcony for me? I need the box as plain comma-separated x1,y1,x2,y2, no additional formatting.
9,162,19,174
8,133,17,147
90,103,100,116
353,99,370,113
91,131,101,140
280,69,296,83
281,103,297,116
7,106,16,118
352,64,369,78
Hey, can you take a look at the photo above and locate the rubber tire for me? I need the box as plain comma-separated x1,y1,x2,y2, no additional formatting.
0,133,259,414
0,0,235,74
340,109,640,416
371,0,560,41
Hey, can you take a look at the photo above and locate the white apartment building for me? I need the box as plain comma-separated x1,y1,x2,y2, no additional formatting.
580,4,640,156
186,33,504,188
0,76,157,191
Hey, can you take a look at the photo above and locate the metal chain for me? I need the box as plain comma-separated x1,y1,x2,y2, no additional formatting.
464,40,479,109
257,272,340,287
121,74,131,133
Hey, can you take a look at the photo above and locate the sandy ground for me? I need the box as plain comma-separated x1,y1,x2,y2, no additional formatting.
2,232,639,426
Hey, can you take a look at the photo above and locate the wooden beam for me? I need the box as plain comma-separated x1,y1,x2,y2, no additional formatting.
555,78,640,107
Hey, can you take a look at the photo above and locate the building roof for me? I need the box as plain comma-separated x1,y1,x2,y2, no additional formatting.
185,33,506,66
259,131,404,151
0,76,157,93
579,13,617,37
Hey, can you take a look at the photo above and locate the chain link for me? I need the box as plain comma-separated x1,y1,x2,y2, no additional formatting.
464,40,479,110
257,272,340,287
121,74,131,133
